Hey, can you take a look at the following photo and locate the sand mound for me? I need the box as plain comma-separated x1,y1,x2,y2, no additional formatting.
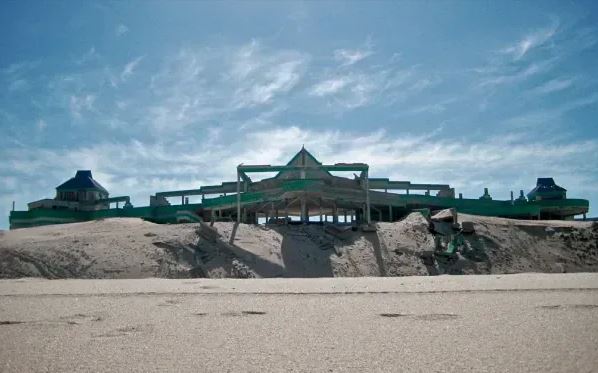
1,214,597,279
444,214,598,274
0,218,201,279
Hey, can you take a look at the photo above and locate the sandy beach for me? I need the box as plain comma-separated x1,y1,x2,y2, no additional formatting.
1,274,597,372
2,215,596,371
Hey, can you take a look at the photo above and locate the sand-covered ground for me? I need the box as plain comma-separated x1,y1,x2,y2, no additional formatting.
1,212,597,279
1,274,597,372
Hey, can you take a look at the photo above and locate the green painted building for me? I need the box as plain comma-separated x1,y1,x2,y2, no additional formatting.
8,148,590,229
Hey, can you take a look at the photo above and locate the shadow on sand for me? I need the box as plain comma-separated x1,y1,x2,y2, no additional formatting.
220,223,335,277
362,230,388,277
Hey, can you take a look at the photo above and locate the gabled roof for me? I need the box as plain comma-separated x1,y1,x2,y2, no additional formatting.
56,170,108,193
274,147,333,179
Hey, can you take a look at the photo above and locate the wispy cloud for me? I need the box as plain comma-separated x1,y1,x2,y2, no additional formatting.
75,46,98,65
308,62,435,112
334,48,372,66
409,78,439,92
472,19,568,94
115,24,129,37
527,77,574,95
573,26,598,51
405,99,456,116
1,60,40,95
233,59,305,107
308,73,377,109
36,119,47,131
69,94,95,118
476,59,555,88
503,93,598,129
120,56,144,81
8,79,29,92
309,77,350,97
144,40,309,134
0,60,40,76
501,18,559,60
229,41,308,108
470,19,596,119
333,37,374,66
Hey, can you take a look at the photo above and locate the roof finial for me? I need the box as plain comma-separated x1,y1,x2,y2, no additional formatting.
301,144,305,150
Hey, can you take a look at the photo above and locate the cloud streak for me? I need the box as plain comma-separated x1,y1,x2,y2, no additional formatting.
309,77,350,96
501,18,559,60
527,77,574,95
121,56,144,81
229,41,308,108
334,48,372,66
144,41,308,134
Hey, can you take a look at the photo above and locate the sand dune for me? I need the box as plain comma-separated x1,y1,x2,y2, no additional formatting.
1,213,597,279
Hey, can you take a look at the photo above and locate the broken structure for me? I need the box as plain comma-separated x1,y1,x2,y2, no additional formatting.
8,148,590,229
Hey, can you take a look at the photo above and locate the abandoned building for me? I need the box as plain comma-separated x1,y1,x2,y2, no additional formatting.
8,148,590,229
26,170,131,212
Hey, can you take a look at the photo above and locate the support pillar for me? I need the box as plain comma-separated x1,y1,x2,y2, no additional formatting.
332,201,338,224
388,205,393,222
300,197,307,224
364,169,371,224
236,169,241,223
270,202,274,222
284,199,289,224
319,198,323,223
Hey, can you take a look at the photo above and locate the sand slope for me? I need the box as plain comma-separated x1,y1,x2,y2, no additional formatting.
0,219,200,279
1,214,597,279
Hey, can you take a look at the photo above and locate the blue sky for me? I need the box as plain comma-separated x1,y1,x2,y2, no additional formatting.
1,1,597,228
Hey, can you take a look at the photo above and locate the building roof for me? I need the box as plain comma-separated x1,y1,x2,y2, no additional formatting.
527,177,566,199
274,146,333,179
56,170,108,193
